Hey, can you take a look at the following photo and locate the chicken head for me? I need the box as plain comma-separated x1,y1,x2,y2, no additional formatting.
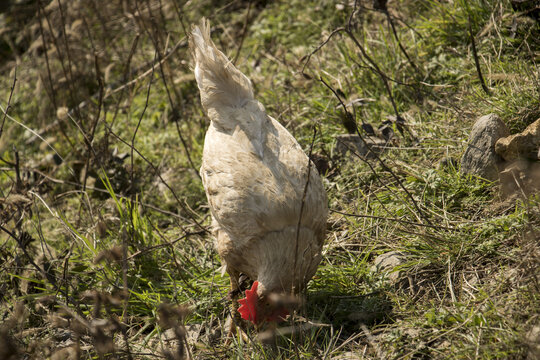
238,281,290,325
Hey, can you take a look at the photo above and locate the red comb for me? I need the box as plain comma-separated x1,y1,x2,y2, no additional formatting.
238,281,259,324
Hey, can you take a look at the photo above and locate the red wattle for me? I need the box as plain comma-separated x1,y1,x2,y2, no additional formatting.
237,281,259,324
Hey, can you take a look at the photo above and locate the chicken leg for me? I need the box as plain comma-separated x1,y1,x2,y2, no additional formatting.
225,268,248,343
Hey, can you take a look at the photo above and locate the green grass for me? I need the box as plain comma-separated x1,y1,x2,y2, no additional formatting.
1,0,539,359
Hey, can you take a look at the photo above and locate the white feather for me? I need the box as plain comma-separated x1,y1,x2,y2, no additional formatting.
190,19,328,297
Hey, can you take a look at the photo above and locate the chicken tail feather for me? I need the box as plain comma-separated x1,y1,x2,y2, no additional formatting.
190,18,254,112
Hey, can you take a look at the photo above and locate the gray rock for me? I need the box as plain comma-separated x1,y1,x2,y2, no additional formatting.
335,134,386,159
495,118,540,161
499,159,540,199
371,251,408,285
460,114,509,181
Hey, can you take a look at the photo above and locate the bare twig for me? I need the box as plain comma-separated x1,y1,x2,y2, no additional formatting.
120,47,157,330
331,209,454,231
233,0,252,65
293,126,318,293
383,10,419,72
0,105,67,169
0,166,194,221
80,18,106,193
343,27,402,120
13,147,22,193
0,67,16,141
174,118,202,180
105,127,209,233
0,224,58,289
302,26,408,120
468,15,491,95
319,77,431,225
41,0,81,123
134,4,201,180
36,0,77,151
107,33,140,131
300,5,431,225
301,28,343,76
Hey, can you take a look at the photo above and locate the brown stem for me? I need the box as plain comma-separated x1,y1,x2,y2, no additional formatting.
468,15,490,96
293,127,317,293
320,77,431,226
233,1,252,65
0,67,16,140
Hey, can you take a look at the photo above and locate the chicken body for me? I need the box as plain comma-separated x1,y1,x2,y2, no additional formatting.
190,20,327,323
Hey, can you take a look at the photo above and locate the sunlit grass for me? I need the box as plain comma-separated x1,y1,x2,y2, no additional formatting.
0,0,538,358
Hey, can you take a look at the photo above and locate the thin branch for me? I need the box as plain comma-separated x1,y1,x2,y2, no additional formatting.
301,28,344,76
174,118,202,180
468,15,491,95
80,18,106,194
0,104,67,170
0,67,16,141
130,49,156,195
300,10,431,224
293,127,317,293
122,47,157,325
134,6,200,180
0,166,194,221
105,128,209,234
36,0,77,151
13,147,22,192
0,224,56,287
343,27,402,120
107,33,140,131
383,9,419,72
302,26,413,117
331,209,454,231
233,0,252,65
319,77,431,226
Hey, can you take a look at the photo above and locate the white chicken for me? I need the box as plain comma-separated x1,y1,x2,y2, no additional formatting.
190,19,327,326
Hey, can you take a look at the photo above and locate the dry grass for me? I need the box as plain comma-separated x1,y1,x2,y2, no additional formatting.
0,0,539,359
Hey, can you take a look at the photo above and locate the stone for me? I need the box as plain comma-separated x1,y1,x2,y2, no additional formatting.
460,114,509,181
499,159,540,199
495,118,540,161
371,251,408,285
335,134,386,159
